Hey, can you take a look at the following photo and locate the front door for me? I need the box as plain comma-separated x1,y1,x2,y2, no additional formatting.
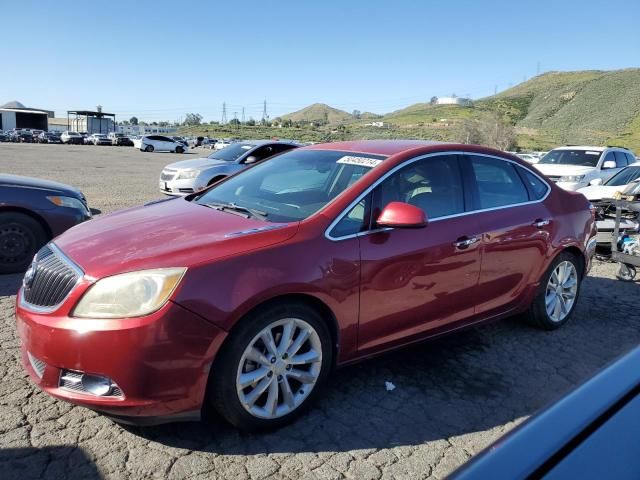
356,154,483,354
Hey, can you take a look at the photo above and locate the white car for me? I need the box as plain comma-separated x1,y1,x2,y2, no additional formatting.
534,146,637,191
577,162,640,201
60,131,83,144
214,139,232,150
88,133,111,146
140,135,189,153
515,153,539,164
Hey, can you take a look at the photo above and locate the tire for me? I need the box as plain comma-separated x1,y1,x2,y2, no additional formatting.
523,251,583,330
175,146,184,154
145,145,154,152
0,212,47,274
208,302,333,432
616,263,637,282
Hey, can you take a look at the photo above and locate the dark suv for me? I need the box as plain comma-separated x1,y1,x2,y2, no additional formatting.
0,175,91,273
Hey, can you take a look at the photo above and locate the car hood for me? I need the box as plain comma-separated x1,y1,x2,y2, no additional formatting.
577,185,624,200
164,157,233,170
0,174,83,199
534,164,596,177
54,198,297,278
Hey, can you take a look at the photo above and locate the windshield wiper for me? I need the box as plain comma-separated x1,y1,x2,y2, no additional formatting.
204,202,268,220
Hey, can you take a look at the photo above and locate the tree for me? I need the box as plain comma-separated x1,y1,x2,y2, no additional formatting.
184,113,203,126
246,118,256,126
455,112,516,150
129,116,138,125
430,96,438,105
352,110,361,119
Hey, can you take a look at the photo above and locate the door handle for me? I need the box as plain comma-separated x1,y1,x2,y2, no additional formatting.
532,219,550,229
453,236,480,249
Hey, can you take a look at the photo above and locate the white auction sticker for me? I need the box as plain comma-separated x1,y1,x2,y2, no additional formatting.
585,151,600,155
337,156,383,168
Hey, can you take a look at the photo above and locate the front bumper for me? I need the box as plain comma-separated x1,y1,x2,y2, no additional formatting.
159,177,197,196
16,297,227,421
554,181,588,191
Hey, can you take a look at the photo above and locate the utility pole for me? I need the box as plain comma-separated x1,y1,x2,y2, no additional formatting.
241,107,245,123
233,111,239,129
262,100,268,123
221,102,227,124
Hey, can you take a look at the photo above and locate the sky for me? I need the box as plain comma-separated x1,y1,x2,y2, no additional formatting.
2,0,639,122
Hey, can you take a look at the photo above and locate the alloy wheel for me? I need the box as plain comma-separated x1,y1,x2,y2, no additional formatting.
236,318,322,419
545,261,578,322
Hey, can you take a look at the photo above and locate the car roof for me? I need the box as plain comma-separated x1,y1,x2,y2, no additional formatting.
303,140,446,157
235,139,299,146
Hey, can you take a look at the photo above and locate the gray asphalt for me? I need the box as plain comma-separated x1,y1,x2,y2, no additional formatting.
1,143,638,479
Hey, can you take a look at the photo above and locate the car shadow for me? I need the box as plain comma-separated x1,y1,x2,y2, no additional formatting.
89,208,102,216
1,446,100,480
0,274,22,296
129,273,639,455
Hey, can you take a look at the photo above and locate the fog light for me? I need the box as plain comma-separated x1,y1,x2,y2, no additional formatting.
81,374,113,396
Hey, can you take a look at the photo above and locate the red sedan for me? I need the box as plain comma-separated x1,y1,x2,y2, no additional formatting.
16,141,597,431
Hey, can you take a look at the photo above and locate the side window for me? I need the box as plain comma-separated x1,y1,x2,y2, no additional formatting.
373,155,465,220
625,153,637,165
614,151,628,168
517,166,549,200
602,151,616,167
330,195,370,238
469,156,529,209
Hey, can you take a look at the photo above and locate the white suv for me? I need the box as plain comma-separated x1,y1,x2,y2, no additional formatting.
534,146,636,191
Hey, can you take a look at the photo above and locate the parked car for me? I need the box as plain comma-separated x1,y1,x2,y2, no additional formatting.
87,134,111,146
15,141,596,431
515,153,539,164
140,135,188,153
577,162,640,201
452,346,640,480
535,146,636,191
0,130,8,142
108,132,134,146
159,140,299,196
60,131,83,145
30,130,43,142
0,175,91,273
171,136,188,147
37,131,62,144
11,129,33,143
214,139,232,150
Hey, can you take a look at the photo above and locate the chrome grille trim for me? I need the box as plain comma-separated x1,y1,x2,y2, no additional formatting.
160,169,177,181
59,370,123,398
19,243,83,313
27,352,46,379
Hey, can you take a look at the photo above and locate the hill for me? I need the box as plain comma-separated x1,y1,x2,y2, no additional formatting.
280,103,352,123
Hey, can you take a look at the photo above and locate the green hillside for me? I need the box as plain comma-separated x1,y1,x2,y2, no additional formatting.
280,103,352,123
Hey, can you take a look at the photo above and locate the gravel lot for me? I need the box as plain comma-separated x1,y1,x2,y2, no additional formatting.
1,143,638,479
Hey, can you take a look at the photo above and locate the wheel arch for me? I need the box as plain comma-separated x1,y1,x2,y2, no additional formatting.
207,175,227,186
560,245,586,277
0,206,53,240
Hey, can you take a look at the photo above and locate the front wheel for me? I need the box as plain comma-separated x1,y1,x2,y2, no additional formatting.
175,146,184,154
524,252,582,330
144,145,154,152
208,302,332,432
0,212,47,274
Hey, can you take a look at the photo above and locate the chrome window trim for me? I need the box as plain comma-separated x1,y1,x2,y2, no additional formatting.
19,242,85,314
325,151,551,241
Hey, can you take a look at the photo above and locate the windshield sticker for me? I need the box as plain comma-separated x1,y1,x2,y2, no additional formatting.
585,151,600,155
337,156,383,168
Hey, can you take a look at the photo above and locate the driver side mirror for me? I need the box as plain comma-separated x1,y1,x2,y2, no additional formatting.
602,160,616,169
244,155,258,164
376,202,428,229
589,178,603,186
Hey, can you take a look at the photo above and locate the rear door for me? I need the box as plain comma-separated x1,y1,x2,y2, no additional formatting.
463,154,552,317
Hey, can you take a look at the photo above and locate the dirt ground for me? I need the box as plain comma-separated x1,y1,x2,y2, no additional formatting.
0,143,638,479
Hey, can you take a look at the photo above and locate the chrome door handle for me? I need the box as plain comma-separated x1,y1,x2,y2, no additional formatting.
453,236,480,249
533,219,550,228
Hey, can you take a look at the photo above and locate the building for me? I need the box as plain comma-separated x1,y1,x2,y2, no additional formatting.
0,101,50,131
67,109,116,134
117,124,178,136
435,96,473,106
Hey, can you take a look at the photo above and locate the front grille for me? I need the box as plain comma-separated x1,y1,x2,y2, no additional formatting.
22,244,82,310
178,188,194,193
160,170,176,181
59,370,123,397
27,352,46,379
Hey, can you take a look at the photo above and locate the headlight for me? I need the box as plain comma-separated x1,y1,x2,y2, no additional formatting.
72,268,187,318
558,175,585,183
46,195,88,212
177,169,200,180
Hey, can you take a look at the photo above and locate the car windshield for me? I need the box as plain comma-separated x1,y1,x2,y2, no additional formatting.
68,132,79,136
605,166,640,186
538,149,601,167
194,149,384,222
208,143,255,161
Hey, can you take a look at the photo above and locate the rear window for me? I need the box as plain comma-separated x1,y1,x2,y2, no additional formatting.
539,149,601,167
517,166,549,200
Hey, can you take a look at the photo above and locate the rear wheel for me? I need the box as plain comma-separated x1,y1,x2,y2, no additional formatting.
145,145,154,152
524,251,582,330
175,146,184,154
0,213,47,274
208,302,332,432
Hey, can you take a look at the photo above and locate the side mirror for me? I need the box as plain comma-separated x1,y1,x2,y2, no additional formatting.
244,155,258,164
602,160,616,169
589,178,603,186
376,202,428,229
